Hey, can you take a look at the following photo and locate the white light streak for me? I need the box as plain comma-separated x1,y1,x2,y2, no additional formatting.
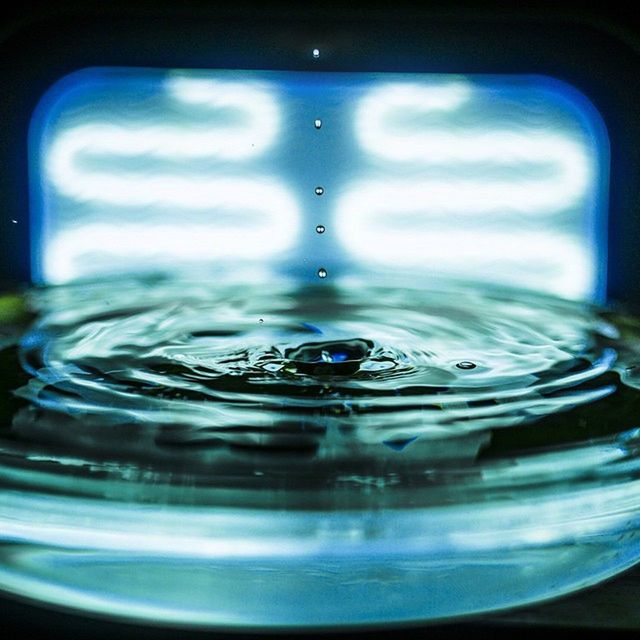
335,202,593,298
44,179,299,284
341,81,599,298
41,77,298,283
337,176,588,219
354,82,591,212
48,81,280,201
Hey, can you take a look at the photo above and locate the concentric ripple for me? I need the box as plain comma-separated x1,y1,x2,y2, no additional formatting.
4,277,640,627
3,276,639,484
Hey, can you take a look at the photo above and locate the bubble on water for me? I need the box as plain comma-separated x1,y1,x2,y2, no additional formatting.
284,339,372,376
312,48,320,59
317,268,327,278
314,119,322,129
456,361,477,370
315,187,324,196
316,225,325,234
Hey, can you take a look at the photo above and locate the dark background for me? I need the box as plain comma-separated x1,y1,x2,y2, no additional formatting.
2,1,640,638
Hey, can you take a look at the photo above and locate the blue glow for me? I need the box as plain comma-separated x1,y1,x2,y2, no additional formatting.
31,69,608,299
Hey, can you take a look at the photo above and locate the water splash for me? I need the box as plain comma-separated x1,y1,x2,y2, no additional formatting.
3,277,640,626
7,276,640,471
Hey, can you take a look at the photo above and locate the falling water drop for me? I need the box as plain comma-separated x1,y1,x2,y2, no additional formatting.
314,119,322,129
318,268,327,279
312,48,320,59
316,225,325,234
315,187,324,196
259,318,264,324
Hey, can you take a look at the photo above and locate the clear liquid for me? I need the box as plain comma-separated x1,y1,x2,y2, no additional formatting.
2,276,640,497
2,276,640,625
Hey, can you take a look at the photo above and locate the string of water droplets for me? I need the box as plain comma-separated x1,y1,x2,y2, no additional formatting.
312,50,327,281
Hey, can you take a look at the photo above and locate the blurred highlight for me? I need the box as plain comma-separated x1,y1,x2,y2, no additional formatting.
338,79,604,299
32,70,607,297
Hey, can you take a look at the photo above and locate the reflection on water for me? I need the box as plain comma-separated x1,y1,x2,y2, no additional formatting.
2,276,640,625
7,277,640,479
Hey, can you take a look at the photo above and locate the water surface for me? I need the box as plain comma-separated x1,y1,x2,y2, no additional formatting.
2,277,640,626
1,276,640,505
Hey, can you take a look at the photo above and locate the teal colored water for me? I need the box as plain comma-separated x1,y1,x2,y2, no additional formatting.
1,277,640,626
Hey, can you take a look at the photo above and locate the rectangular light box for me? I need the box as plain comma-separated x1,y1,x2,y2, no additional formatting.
30,68,609,300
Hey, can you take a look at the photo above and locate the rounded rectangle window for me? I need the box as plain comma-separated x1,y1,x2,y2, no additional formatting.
30,67,609,300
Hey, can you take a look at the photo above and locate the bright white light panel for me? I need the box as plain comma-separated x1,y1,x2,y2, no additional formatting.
31,68,608,299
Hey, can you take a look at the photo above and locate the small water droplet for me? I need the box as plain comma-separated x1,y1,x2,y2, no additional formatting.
258,318,264,323
456,361,477,370
314,119,322,129
318,268,327,279
316,224,325,234
312,48,320,59
315,186,324,196
11,219,17,224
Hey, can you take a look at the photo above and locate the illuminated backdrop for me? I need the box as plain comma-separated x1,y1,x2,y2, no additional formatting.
30,68,608,299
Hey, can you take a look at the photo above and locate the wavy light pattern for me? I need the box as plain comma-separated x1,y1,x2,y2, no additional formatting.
37,72,298,284
32,70,606,298
338,79,606,299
